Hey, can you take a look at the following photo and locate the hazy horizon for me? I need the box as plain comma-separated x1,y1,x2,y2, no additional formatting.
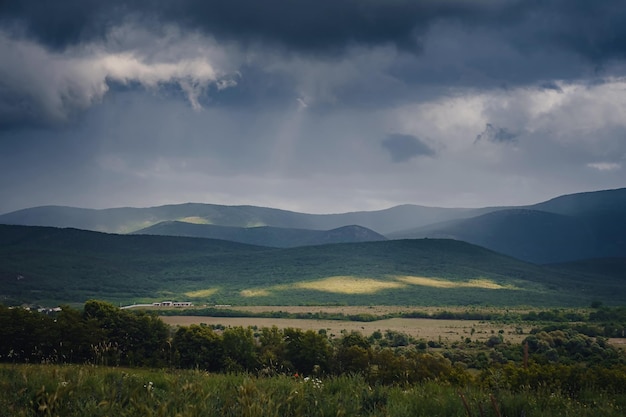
2,185,625,217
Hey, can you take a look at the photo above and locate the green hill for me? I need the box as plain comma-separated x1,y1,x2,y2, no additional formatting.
1,224,623,307
133,222,387,247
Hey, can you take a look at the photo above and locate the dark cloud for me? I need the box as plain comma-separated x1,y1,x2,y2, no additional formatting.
516,0,626,62
0,0,492,52
2,0,626,132
475,124,519,144
2,0,626,62
0,0,119,49
382,133,435,163
539,81,563,93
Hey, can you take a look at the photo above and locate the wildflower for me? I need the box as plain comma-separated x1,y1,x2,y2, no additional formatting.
301,376,323,389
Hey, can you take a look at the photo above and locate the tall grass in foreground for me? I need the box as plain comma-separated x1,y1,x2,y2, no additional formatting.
1,364,624,417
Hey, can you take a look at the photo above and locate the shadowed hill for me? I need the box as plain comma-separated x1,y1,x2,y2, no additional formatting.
133,222,386,247
390,209,597,264
389,188,626,263
0,203,493,235
1,224,623,307
2,187,625,263
530,187,626,216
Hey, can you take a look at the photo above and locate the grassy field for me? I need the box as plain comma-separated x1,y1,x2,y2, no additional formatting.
160,315,531,343
3,301,626,416
154,304,594,345
198,304,540,315
2,364,625,417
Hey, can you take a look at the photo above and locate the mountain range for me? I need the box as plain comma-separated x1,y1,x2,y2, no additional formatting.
132,222,387,248
1,187,625,264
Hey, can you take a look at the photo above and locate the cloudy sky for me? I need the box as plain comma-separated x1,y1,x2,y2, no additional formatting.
1,0,625,214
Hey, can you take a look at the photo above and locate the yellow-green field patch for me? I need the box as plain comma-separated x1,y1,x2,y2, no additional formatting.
246,222,267,227
184,288,219,298
395,276,513,290
120,221,158,233
240,289,272,297
295,276,406,294
178,216,211,224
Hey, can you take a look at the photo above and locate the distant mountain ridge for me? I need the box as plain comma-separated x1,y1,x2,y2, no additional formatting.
133,222,387,248
0,203,489,235
1,187,625,263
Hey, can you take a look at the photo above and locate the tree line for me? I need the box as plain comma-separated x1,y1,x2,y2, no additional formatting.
1,300,626,393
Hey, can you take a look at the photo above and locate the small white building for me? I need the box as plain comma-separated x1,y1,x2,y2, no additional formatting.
172,302,193,307
150,301,192,307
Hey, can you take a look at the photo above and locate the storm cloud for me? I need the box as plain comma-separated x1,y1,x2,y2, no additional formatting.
474,124,519,144
0,1,508,51
0,1,625,214
382,134,435,162
3,0,626,61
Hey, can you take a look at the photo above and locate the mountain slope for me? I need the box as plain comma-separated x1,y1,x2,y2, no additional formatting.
531,188,626,258
389,188,626,263
1,224,622,307
0,203,494,235
133,222,386,247
530,187,626,216
390,209,598,264
548,258,626,281
2,187,624,264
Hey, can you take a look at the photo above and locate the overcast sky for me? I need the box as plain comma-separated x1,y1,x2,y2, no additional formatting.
1,0,625,214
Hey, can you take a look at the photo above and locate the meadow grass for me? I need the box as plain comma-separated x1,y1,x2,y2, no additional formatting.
294,276,406,294
178,217,211,224
184,288,219,298
1,364,624,417
394,275,513,290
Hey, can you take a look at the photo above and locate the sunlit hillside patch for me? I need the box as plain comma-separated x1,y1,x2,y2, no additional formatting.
179,216,211,224
184,288,218,298
295,276,406,294
120,221,158,233
245,222,267,227
240,289,271,297
394,276,516,290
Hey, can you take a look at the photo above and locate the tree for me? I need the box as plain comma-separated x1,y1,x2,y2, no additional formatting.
336,331,372,374
222,326,258,372
258,326,287,373
173,325,223,371
284,328,332,374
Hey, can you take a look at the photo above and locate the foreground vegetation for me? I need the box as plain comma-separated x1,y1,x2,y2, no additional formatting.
2,364,626,417
2,301,626,416
3,301,626,371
